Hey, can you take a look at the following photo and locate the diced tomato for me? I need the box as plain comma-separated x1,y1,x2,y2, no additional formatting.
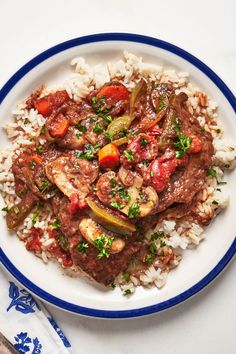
98,143,120,168
48,243,73,268
68,193,88,214
26,228,42,252
188,135,202,153
149,159,169,192
48,113,69,138
97,83,129,102
34,90,70,117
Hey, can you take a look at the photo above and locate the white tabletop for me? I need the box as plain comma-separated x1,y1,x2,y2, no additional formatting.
0,1,235,353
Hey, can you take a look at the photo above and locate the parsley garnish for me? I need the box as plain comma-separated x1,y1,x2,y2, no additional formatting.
207,168,216,177
117,187,131,203
151,231,165,241
146,254,153,265
40,125,46,134
128,203,140,219
110,178,117,188
51,218,61,229
94,235,114,259
77,242,89,253
30,160,36,168
124,149,135,161
103,132,114,141
93,124,104,133
32,213,39,225
160,240,166,247
76,144,96,161
75,124,87,132
173,133,192,158
110,201,125,210
40,178,50,194
58,233,69,251
140,138,148,147
212,200,219,205
2,206,10,213
151,82,159,90
174,119,181,132
156,101,166,113
123,289,132,296
111,283,116,289
217,181,227,185
149,242,157,254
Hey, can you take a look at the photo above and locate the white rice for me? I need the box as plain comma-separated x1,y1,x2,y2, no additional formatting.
0,51,236,295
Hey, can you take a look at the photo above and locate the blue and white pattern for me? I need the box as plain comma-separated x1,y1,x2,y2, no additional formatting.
0,270,74,353
7,282,40,314
14,332,42,354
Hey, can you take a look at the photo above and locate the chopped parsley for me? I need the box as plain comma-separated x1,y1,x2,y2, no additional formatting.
160,240,166,247
30,160,36,168
146,254,153,266
218,181,227,185
110,178,117,188
24,118,30,124
151,82,159,90
75,123,87,132
32,213,39,225
40,125,46,134
151,231,165,241
110,201,125,210
156,101,166,113
119,128,128,138
123,289,132,296
94,234,114,259
2,206,10,213
149,242,157,254
103,132,114,141
51,218,61,229
216,129,221,134
76,144,97,161
91,95,109,115
174,119,181,132
58,233,69,251
212,200,219,205
93,124,104,133
207,168,216,177
173,133,192,158
140,138,148,147
102,115,112,125
128,203,140,219
111,282,116,289
124,149,135,161
77,242,89,253
13,206,19,214
40,178,50,194
117,187,131,203
36,145,44,154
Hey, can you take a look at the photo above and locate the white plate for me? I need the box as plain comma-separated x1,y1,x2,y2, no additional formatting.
0,33,235,318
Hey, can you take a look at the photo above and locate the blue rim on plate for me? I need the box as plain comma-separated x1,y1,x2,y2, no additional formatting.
0,33,235,318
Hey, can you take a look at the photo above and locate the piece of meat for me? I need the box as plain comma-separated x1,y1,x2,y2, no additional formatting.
56,126,88,149
96,171,122,207
155,94,214,212
70,234,141,285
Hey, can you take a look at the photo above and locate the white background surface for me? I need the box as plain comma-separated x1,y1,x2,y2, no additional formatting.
0,0,235,353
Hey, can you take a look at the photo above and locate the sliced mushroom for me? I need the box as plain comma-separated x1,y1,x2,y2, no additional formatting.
78,217,125,254
139,186,158,216
45,156,90,199
118,166,142,187
118,167,158,217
